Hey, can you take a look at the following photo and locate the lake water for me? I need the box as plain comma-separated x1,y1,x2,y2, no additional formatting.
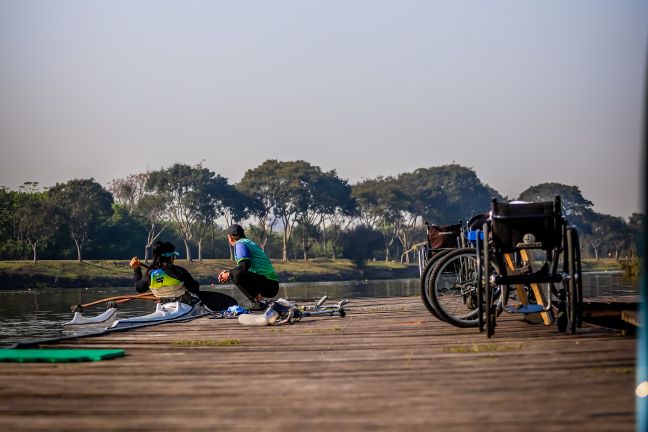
0,273,639,347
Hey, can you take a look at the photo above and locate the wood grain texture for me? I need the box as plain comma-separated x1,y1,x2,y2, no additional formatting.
0,296,636,431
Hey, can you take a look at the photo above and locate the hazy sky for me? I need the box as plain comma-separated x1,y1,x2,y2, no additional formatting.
0,1,646,218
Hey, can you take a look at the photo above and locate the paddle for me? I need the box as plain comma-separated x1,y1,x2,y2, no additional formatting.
71,292,157,312
133,261,238,312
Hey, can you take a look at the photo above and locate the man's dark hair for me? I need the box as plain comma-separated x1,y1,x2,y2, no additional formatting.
227,224,245,240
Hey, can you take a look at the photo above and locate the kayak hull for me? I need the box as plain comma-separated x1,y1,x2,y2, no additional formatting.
63,308,118,327
110,301,206,329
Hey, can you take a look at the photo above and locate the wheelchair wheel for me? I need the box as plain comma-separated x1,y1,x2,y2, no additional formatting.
573,230,583,328
428,248,482,328
419,249,454,320
565,227,578,334
483,223,497,337
476,237,484,332
556,309,567,332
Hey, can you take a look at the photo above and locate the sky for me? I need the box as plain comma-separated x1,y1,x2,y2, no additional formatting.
0,0,646,218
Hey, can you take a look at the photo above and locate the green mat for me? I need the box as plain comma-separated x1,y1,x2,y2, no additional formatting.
0,348,125,363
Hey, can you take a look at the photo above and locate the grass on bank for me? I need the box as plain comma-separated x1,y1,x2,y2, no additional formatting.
0,256,631,284
0,257,417,284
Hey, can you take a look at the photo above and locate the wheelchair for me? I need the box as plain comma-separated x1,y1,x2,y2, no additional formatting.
477,196,583,338
420,214,503,327
418,221,464,318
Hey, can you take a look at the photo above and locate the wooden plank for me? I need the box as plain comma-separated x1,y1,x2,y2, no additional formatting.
621,310,640,328
0,296,636,431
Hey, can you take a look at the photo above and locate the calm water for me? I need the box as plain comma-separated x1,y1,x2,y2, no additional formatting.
0,273,639,347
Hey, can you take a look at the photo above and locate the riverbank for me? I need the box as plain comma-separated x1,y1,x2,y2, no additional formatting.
0,258,421,289
0,257,626,289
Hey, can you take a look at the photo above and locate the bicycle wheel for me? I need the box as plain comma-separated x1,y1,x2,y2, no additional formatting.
419,249,455,320
428,248,485,328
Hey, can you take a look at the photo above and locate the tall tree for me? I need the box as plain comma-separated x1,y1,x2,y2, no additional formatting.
146,163,233,262
272,161,317,261
134,194,168,262
16,193,60,262
238,160,283,251
297,169,356,259
399,164,497,224
48,179,114,262
518,183,594,225
340,225,385,268
395,165,500,262
220,186,258,260
628,212,646,258
240,160,330,260
108,173,148,214
352,177,404,261
586,213,633,260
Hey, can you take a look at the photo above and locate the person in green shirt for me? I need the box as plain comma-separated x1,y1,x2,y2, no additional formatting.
218,224,279,310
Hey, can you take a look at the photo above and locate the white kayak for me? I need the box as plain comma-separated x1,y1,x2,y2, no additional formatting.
63,307,119,328
109,301,207,329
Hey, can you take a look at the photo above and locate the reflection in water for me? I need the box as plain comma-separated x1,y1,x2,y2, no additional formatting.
0,273,638,346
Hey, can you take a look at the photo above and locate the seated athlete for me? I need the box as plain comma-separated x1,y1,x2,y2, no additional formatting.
218,224,279,310
129,241,199,305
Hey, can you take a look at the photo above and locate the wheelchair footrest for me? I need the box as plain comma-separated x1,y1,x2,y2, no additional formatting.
505,304,545,314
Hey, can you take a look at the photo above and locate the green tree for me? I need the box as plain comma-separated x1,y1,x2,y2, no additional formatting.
298,169,356,260
16,193,61,262
220,186,259,260
48,179,114,262
394,165,498,262
108,173,148,214
146,163,234,261
586,213,634,260
0,186,24,259
352,177,404,261
92,205,148,259
628,212,646,258
270,160,318,261
240,160,346,261
340,225,384,267
238,160,283,251
134,194,168,262
399,164,497,224
518,183,593,226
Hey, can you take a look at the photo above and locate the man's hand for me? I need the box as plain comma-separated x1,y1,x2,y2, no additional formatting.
129,257,141,269
217,271,230,284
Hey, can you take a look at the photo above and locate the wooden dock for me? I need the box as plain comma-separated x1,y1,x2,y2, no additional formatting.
0,296,637,431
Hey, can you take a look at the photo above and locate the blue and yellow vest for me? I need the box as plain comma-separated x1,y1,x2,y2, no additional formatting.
149,268,186,298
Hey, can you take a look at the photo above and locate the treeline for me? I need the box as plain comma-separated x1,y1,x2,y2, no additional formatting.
0,161,643,264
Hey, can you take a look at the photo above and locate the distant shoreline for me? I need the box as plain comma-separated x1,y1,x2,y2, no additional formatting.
0,257,625,290
0,258,420,289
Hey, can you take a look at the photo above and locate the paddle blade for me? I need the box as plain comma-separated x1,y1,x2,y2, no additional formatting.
197,291,238,311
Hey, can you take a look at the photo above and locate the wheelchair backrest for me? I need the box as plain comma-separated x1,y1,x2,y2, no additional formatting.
426,222,462,249
467,212,489,231
490,197,563,254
